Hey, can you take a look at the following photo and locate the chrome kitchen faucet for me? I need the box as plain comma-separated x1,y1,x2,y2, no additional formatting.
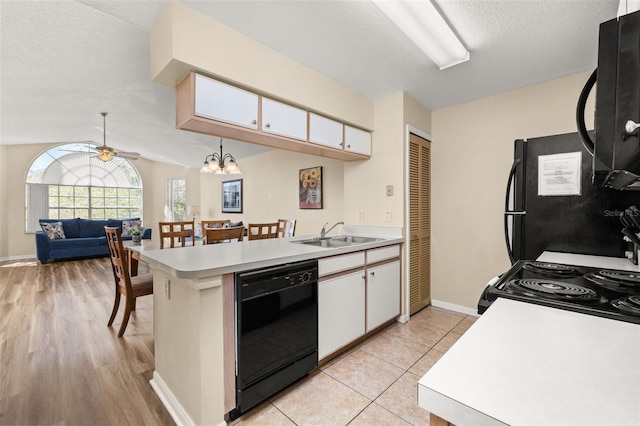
320,221,344,238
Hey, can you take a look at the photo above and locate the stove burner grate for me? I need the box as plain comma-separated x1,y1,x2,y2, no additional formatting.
506,278,602,303
522,262,580,277
611,295,640,317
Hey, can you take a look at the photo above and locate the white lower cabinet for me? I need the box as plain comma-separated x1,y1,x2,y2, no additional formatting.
366,260,401,332
318,270,365,359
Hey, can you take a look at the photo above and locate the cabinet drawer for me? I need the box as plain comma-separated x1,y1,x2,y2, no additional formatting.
318,251,365,277
366,245,400,264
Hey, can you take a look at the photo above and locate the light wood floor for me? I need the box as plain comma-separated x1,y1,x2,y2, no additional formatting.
0,257,174,425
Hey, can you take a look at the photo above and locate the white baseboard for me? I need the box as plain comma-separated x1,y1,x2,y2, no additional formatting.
150,371,198,426
431,299,479,317
0,254,37,263
396,314,410,324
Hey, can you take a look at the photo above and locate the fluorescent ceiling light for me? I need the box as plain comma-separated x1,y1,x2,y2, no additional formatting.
373,0,469,70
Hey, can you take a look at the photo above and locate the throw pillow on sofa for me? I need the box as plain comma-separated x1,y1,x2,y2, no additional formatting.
122,220,141,236
41,221,66,240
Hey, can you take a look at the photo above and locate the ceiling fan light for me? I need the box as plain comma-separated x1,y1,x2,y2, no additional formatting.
98,151,113,162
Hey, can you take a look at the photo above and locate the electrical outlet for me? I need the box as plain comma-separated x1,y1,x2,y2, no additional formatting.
385,211,392,222
386,185,393,196
358,210,365,221
164,278,171,299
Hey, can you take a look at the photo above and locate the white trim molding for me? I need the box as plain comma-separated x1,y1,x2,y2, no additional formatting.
431,299,480,317
150,371,204,426
403,125,433,319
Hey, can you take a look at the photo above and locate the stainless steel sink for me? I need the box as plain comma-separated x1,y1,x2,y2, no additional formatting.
292,235,382,248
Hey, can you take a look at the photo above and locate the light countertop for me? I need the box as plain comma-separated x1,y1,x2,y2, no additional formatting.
418,298,640,425
138,226,403,280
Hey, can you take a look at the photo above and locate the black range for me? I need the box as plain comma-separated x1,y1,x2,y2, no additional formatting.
478,260,640,324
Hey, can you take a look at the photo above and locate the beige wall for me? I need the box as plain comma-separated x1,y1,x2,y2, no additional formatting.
198,149,344,236
345,92,410,226
0,143,200,260
431,70,595,310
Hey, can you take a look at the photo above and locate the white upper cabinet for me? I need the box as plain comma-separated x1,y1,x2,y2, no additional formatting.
261,98,308,141
194,74,259,130
344,125,372,156
309,113,344,149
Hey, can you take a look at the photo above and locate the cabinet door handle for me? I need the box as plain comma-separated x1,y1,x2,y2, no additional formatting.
251,119,257,125
347,144,351,148
265,123,271,128
370,271,375,276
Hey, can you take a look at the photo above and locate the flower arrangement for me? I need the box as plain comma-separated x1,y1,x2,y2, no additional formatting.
299,166,322,209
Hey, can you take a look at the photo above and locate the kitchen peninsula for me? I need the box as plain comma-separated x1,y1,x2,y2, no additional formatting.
139,226,402,426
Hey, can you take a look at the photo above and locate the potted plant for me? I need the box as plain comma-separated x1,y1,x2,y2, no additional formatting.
131,229,142,243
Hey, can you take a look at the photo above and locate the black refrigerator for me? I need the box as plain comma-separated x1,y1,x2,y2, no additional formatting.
505,132,640,264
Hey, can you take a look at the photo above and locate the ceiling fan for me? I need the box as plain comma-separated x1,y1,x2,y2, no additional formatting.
92,112,140,162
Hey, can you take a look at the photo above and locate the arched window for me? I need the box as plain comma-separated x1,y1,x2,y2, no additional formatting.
25,143,143,232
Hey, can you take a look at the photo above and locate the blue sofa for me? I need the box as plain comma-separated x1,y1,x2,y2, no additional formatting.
35,218,152,263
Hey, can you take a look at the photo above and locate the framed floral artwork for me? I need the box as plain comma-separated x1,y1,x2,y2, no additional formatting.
299,166,322,209
222,179,243,213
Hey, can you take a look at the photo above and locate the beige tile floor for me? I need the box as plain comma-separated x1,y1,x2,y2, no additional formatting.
233,305,478,426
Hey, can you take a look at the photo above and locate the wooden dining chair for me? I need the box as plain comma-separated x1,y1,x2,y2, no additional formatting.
158,221,195,248
204,226,244,244
247,222,279,240
277,219,296,238
201,220,231,230
104,226,153,337
201,220,231,244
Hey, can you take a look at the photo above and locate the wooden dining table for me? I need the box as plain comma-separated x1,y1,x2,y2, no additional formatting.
123,239,160,276
124,239,204,276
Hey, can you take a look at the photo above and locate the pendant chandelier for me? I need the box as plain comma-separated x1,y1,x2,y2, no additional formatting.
200,138,241,174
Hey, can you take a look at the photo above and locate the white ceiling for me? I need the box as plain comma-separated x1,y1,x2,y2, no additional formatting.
0,0,619,168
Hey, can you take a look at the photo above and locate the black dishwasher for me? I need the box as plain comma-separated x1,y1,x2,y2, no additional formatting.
230,259,318,420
